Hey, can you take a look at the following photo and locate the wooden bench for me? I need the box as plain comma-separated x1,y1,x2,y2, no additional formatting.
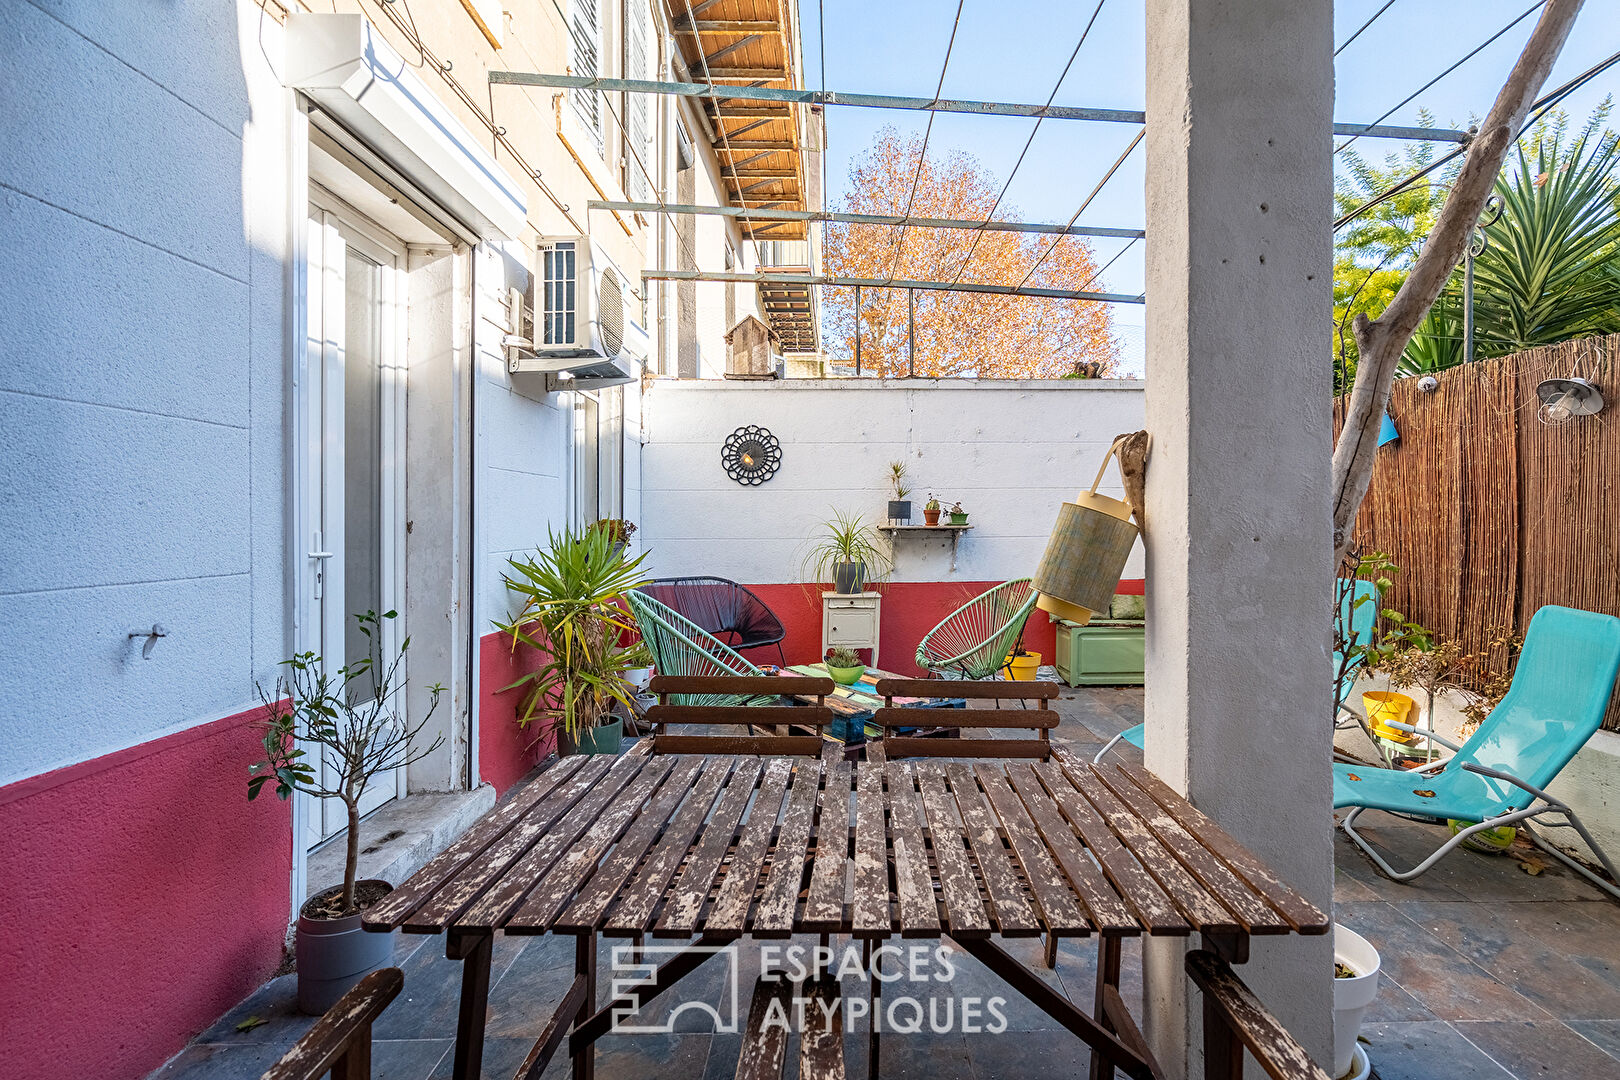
645,675,836,756
870,678,1061,760
1185,950,1334,1080
735,976,845,1080
260,968,402,1080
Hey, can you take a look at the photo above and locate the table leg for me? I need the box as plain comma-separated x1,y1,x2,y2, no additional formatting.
1201,989,1245,1080
1088,936,1122,1080
449,933,494,1080
574,932,597,1080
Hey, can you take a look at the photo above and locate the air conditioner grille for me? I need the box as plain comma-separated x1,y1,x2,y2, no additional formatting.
600,267,624,356
541,243,577,346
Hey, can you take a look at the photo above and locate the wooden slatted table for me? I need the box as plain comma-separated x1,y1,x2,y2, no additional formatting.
363,742,1327,1080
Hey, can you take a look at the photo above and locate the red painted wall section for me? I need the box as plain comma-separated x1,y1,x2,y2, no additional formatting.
478,630,556,795
0,705,293,1080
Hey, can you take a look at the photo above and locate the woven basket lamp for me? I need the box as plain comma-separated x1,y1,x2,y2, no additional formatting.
1033,437,1140,625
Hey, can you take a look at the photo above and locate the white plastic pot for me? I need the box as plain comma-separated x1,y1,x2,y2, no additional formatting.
1333,924,1381,1078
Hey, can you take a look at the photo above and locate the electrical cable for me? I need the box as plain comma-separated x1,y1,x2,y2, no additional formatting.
1335,1,1546,156
881,0,968,285
947,0,1109,285
1335,0,1399,57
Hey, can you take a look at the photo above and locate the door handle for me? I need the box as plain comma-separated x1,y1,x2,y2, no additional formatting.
309,550,333,560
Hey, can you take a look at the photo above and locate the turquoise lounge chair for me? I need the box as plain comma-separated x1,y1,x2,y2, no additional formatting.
1094,578,1380,762
1335,604,1620,900
626,590,772,707
915,578,1038,681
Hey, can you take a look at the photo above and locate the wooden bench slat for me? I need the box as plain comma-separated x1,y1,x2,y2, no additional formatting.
405,755,618,931
655,759,766,936
874,678,1060,700
452,753,653,931
603,758,737,933
1003,763,1138,933
751,758,823,936
734,978,794,1080
881,737,1051,760
1030,760,1190,935
800,979,846,1080
1186,950,1334,1080
940,762,1041,935
547,756,707,932
1056,761,1240,934
913,762,992,937
1110,760,1329,933
651,674,835,696
705,758,797,936
260,967,402,1080
869,707,1060,729
802,760,852,930
647,705,835,726
972,763,1091,934
364,757,587,929
1089,762,1288,935
884,761,942,936
654,734,827,756
851,763,892,936
504,758,675,932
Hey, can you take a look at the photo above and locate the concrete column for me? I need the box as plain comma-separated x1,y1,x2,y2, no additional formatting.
1141,1,1335,1076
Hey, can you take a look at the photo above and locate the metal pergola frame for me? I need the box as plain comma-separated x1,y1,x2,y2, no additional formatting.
588,200,1144,239
640,269,1143,304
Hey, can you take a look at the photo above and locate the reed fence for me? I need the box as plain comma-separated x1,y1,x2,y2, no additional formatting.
1341,333,1620,728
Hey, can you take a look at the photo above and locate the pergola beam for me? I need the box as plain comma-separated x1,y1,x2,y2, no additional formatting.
589,200,1145,239
490,72,1473,141
641,269,1144,303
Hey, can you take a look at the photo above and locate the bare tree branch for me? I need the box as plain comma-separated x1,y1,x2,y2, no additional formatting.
1330,0,1584,559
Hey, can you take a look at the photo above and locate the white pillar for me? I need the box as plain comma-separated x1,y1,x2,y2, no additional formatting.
1142,1,1335,1075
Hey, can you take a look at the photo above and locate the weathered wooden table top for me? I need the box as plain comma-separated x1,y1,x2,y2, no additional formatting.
364,744,1327,942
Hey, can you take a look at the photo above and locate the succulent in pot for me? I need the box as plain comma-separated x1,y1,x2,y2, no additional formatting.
824,646,866,686
947,501,969,526
250,611,444,1014
923,493,942,527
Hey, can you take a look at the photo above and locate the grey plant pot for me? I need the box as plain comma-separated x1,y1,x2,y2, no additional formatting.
887,500,912,523
832,561,866,595
295,880,397,1015
561,716,624,756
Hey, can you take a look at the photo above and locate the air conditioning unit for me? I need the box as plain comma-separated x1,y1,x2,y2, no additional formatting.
507,237,646,390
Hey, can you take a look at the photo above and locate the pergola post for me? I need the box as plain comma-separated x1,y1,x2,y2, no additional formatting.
1141,1,1335,1076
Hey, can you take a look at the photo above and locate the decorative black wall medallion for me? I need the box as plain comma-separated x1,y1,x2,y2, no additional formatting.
722,425,782,485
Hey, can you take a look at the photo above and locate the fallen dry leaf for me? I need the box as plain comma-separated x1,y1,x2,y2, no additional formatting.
1347,773,1362,781
1413,789,1437,798
235,1016,267,1033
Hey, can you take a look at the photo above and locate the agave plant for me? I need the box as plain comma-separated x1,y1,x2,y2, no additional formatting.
496,527,652,737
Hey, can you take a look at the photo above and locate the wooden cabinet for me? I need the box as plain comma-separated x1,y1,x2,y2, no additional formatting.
822,591,881,668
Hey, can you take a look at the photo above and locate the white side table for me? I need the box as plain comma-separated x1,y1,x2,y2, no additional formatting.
822,591,882,668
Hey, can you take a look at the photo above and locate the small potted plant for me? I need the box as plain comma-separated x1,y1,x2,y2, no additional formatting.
497,526,653,756
824,646,866,686
923,494,942,527
886,461,912,524
947,500,969,526
250,611,445,1015
586,517,637,558
803,508,890,595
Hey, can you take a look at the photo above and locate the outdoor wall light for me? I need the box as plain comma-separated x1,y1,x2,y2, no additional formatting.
1417,376,1439,393
1536,377,1603,426
1032,436,1141,625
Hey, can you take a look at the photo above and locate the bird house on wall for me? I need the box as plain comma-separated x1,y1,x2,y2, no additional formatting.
725,315,778,380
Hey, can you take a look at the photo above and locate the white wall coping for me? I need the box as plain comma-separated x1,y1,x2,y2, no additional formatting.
647,377,1147,392
286,13,527,240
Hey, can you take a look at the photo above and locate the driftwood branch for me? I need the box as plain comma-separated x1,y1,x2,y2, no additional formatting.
1329,0,1584,559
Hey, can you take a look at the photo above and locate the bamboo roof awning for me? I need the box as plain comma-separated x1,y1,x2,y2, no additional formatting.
672,0,808,242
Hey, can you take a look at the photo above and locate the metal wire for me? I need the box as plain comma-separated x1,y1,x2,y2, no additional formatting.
1015,128,1143,290
1335,0,1399,57
948,0,1109,286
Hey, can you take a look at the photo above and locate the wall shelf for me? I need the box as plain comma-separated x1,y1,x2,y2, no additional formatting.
878,523,974,572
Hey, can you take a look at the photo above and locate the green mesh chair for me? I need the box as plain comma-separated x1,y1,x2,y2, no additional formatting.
627,590,772,707
915,578,1038,680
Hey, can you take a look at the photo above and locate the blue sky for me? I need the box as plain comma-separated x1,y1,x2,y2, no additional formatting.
798,0,1620,373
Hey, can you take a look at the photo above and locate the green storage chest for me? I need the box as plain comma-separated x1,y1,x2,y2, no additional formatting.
1054,619,1145,686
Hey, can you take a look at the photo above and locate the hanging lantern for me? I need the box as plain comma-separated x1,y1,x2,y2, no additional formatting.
1033,437,1141,625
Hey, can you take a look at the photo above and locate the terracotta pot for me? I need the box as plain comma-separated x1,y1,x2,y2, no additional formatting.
923,508,941,526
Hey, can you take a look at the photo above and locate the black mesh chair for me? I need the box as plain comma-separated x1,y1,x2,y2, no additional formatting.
636,576,788,665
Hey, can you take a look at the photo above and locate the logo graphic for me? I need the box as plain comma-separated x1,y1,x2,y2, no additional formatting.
608,944,741,1034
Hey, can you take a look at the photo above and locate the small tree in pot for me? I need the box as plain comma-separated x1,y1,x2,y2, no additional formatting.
251,609,443,1014
886,461,912,524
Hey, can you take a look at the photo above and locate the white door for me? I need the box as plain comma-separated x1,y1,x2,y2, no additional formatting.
305,205,408,846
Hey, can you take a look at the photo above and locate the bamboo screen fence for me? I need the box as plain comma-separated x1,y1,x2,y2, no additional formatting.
1342,333,1620,728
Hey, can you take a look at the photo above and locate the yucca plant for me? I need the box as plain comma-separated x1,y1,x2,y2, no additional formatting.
496,527,652,739
802,508,890,594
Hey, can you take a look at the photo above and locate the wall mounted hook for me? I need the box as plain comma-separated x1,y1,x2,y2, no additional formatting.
129,624,168,659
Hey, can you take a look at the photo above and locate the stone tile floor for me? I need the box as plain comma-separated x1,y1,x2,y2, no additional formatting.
154,687,1620,1080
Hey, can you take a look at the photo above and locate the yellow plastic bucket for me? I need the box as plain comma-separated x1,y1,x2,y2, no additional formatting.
1005,652,1042,680
1363,691,1416,741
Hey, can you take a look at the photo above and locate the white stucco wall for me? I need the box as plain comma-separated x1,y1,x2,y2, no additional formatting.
638,379,1146,584
0,0,289,785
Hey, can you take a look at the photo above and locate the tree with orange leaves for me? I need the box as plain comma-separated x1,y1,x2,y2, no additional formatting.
821,128,1120,378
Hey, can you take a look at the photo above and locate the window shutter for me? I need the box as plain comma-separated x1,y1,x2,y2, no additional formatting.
570,0,602,148
626,1,652,201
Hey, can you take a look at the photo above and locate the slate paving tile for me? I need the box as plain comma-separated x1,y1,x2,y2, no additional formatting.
1565,1020,1620,1062
374,934,528,1041
1359,1021,1514,1080
1360,974,1436,1024
152,1040,292,1080
192,972,315,1046
1334,901,1552,1022
1399,901,1620,1020
1492,900,1620,997
1333,825,1473,902
371,1038,452,1080
1053,936,1145,1014
863,1032,975,1080
1455,1019,1620,1080
965,1027,1090,1079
